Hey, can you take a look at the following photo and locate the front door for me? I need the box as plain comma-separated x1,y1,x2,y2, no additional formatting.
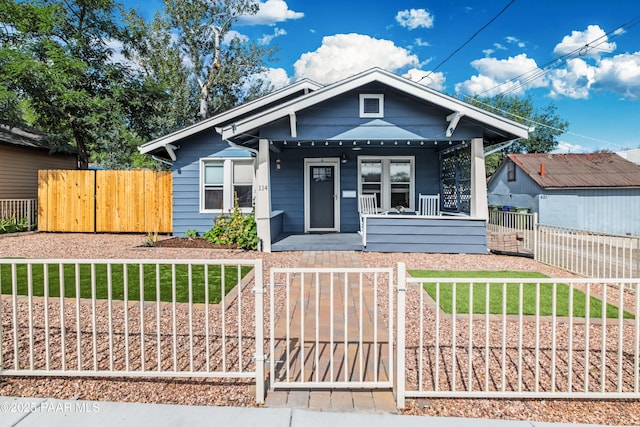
304,158,340,232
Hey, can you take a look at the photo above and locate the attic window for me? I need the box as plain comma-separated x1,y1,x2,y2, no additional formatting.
360,94,384,118
507,161,516,182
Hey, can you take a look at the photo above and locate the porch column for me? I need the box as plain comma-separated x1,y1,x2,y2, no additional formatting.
470,137,488,220
256,138,272,252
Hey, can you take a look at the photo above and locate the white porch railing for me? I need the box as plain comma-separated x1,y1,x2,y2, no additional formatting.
396,263,640,406
0,199,37,230
488,210,537,253
535,224,640,281
0,259,265,403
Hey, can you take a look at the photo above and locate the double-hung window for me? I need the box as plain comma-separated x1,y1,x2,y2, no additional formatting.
358,156,414,211
201,158,254,213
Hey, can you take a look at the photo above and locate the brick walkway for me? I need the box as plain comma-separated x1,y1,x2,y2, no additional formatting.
265,251,397,413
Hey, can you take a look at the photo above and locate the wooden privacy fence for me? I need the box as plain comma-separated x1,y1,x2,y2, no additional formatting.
38,170,172,233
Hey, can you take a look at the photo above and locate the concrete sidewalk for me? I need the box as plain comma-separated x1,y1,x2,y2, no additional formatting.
0,397,608,427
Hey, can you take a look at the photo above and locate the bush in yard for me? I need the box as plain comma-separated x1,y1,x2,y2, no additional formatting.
202,196,258,250
0,217,29,234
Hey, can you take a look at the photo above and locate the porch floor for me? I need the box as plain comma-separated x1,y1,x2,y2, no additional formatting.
271,233,363,252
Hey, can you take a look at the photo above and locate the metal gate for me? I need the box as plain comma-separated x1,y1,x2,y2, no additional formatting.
268,267,394,389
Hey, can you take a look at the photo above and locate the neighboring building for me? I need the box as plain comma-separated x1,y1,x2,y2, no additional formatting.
0,125,77,199
488,153,640,235
616,148,640,166
140,68,529,253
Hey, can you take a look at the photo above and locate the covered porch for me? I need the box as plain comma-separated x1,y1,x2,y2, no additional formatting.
260,137,490,254
215,69,530,253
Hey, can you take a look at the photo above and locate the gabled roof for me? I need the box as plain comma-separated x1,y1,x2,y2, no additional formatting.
508,153,640,188
218,67,531,143
138,78,323,158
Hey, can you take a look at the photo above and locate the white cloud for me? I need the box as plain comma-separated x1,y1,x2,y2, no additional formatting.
592,52,640,100
494,43,507,51
293,33,419,84
257,67,291,89
548,58,596,99
396,8,434,30
505,36,525,48
553,25,616,59
223,30,249,44
404,68,446,91
456,54,546,96
237,0,303,26
483,49,495,57
258,28,286,45
455,74,525,97
553,141,588,154
414,38,430,47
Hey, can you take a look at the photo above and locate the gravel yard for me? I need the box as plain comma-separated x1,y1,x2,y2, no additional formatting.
1,232,639,425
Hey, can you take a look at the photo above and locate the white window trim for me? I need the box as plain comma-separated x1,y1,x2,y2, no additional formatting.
357,156,415,211
200,157,255,214
359,94,384,118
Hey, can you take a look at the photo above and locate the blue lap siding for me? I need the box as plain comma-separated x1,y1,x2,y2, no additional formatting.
364,217,487,254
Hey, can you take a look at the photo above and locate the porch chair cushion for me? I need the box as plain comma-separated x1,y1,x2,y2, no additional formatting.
418,193,440,216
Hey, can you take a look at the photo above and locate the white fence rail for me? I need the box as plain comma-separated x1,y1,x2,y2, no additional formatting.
535,224,640,280
269,267,394,389
0,199,37,230
396,263,640,406
0,259,264,403
488,210,537,253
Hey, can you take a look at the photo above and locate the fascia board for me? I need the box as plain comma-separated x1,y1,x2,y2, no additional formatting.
139,79,323,154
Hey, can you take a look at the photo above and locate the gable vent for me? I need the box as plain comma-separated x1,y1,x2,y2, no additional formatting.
359,94,384,118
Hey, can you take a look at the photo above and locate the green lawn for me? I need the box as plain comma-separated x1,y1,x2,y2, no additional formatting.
409,270,633,319
0,262,252,304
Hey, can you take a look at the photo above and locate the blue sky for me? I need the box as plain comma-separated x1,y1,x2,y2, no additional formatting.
125,0,640,153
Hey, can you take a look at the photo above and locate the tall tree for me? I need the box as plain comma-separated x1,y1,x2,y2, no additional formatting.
468,94,569,176
0,0,147,168
163,0,274,120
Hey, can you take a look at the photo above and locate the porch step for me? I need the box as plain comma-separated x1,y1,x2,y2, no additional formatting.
265,389,398,414
271,233,363,252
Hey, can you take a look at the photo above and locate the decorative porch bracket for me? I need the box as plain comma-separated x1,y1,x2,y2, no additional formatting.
445,111,464,137
289,112,297,138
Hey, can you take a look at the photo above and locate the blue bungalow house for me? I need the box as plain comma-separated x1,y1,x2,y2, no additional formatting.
139,68,529,253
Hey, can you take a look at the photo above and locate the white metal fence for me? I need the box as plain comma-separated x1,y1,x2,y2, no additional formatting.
0,199,37,230
396,263,640,406
488,210,537,253
535,224,640,280
268,267,394,389
0,258,265,403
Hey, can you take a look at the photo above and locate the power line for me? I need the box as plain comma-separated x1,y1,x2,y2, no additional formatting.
419,0,517,82
479,15,640,97
465,96,629,149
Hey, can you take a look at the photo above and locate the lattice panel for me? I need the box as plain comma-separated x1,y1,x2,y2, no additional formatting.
440,145,471,214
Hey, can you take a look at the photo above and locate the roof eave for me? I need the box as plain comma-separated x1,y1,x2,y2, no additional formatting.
139,78,324,155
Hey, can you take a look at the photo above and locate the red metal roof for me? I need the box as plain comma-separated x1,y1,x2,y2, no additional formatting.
508,153,640,188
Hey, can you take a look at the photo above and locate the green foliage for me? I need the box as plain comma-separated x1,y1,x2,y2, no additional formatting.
184,229,199,239
142,231,159,247
0,217,29,234
202,196,258,250
467,94,569,176
1,0,277,168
